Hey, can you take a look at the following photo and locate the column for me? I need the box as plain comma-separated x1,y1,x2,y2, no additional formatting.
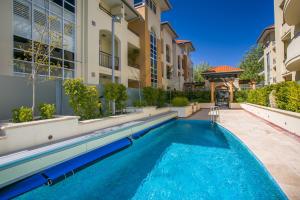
229,80,234,103
210,81,215,103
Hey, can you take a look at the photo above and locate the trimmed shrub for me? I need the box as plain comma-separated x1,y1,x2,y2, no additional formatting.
171,90,210,103
133,100,147,107
12,106,33,123
142,87,158,106
245,81,300,113
156,88,167,107
171,97,189,107
274,81,300,112
247,87,269,106
116,84,128,112
234,90,248,103
103,83,128,114
39,103,55,119
64,79,101,120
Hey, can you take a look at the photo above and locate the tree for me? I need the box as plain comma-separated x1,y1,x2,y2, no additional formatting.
239,45,264,84
193,62,211,82
103,83,128,114
17,14,70,115
64,79,101,120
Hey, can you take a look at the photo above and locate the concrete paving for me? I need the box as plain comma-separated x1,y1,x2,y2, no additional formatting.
189,109,300,200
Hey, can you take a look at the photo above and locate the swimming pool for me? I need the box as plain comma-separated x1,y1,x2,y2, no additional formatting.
17,120,287,200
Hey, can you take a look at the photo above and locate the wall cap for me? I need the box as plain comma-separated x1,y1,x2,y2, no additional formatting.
0,116,80,130
242,103,300,119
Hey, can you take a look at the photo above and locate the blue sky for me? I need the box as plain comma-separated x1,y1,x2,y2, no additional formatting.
162,0,274,67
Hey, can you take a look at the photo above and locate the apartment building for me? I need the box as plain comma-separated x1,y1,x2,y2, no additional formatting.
257,25,277,85
160,22,177,90
176,40,195,83
274,0,300,82
0,0,194,90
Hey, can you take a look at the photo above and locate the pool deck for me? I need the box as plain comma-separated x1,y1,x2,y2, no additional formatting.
189,109,300,200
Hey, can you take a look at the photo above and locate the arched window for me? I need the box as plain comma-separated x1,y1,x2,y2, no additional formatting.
150,30,157,87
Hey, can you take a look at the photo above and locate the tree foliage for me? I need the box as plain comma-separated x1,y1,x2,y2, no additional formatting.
239,45,264,82
193,62,211,82
103,83,128,114
64,79,101,120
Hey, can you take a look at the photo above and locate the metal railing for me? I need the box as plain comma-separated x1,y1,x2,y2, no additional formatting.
209,106,220,124
99,51,119,70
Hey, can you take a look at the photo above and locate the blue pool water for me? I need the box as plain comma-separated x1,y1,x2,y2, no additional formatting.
18,120,287,200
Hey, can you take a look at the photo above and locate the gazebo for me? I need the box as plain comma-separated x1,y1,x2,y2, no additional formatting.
202,66,243,106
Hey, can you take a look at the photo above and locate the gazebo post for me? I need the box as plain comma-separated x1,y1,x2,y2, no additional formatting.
210,81,215,103
229,80,234,103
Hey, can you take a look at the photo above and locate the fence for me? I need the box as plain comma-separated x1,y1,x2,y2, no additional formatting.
0,75,140,120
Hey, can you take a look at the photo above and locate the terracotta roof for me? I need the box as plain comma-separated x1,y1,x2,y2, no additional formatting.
176,40,190,44
206,66,243,73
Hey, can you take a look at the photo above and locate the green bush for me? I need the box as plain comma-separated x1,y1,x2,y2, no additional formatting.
142,87,158,106
245,81,300,113
133,100,147,107
103,83,128,114
116,84,128,112
234,90,248,103
275,81,300,112
247,87,269,106
64,79,101,120
142,87,167,107
156,88,167,107
39,103,55,119
171,90,210,103
171,97,189,107
12,106,33,123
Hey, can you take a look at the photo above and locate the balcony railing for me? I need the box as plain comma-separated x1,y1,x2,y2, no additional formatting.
99,51,119,70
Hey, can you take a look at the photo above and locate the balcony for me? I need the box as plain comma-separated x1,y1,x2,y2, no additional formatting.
99,51,119,70
284,0,300,26
128,66,140,81
285,34,300,71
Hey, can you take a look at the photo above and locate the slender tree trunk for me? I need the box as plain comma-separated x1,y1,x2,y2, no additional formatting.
138,81,142,104
32,70,36,115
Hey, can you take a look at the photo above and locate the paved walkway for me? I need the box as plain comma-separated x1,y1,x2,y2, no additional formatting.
189,109,300,200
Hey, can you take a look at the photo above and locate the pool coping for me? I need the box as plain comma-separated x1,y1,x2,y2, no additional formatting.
215,121,289,200
0,112,177,170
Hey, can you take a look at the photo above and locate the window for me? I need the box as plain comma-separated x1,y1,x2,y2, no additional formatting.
166,45,170,63
150,30,157,87
13,0,76,79
167,66,172,80
177,55,181,69
134,0,144,7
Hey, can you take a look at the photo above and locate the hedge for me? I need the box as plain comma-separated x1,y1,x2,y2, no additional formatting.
237,81,300,113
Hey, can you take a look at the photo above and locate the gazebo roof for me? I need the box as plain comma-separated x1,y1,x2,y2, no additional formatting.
202,66,243,79
205,66,243,74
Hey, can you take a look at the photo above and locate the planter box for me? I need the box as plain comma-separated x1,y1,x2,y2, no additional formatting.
196,103,201,111
125,106,156,114
230,103,241,109
0,107,173,155
199,103,214,109
241,103,300,136
170,106,193,118
0,116,79,155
